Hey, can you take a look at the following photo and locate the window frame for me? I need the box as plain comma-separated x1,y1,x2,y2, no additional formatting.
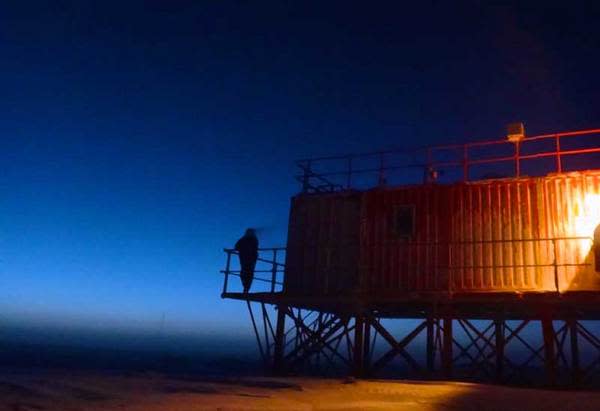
391,204,416,240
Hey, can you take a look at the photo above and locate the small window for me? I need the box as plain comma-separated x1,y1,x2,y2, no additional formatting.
392,205,415,239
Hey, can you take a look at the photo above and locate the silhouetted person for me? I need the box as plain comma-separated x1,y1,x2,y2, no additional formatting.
235,228,259,293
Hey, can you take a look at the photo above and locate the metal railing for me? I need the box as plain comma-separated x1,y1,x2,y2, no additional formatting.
296,128,600,192
221,247,286,294
220,235,595,296
361,236,594,293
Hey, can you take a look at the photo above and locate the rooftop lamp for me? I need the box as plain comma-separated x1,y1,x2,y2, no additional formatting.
507,122,525,142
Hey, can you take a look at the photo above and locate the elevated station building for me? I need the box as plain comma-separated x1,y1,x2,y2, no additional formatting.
221,126,600,386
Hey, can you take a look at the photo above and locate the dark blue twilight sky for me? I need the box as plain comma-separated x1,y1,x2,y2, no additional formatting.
1,2,599,348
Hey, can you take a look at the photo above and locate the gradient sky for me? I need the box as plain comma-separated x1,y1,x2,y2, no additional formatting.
2,1,600,347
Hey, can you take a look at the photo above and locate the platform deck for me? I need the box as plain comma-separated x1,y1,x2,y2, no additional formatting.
222,290,600,319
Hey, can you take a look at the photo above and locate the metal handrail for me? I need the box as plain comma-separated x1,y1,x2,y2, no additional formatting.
221,236,596,295
222,247,286,294
219,270,284,284
366,236,594,293
363,236,592,246
296,128,600,192
223,247,286,267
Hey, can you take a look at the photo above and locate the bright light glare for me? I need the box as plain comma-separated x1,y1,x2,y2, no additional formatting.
573,193,600,253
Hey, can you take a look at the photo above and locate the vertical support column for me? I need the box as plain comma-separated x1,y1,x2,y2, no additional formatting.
353,316,364,377
425,148,433,184
273,305,287,375
301,160,312,192
568,318,581,386
494,317,505,382
222,250,232,295
363,318,371,377
462,144,469,181
442,316,453,378
541,315,557,386
346,157,353,189
426,315,435,373
270,249,278,293
377,152,386,186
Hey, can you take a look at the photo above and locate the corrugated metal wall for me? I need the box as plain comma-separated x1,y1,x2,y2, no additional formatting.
360,185,451,293
284,192,361,295
542,172,600,291
285,171,600,295
443,178,548,292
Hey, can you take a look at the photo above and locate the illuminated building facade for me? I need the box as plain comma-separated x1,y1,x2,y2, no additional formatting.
222,127,600,386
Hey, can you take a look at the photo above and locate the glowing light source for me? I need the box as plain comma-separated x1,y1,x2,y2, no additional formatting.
573,193,600,255
506,122,525,142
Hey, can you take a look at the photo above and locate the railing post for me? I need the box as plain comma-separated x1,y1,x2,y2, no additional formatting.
223,250,232,295
515,141,521,177
271,249,278,293
462,144,469,181
346,157,353,189
552,239,559,292
377,152,385,186
302,161,312,193
555,134,562,173
425,147,433,184
426,147,433,171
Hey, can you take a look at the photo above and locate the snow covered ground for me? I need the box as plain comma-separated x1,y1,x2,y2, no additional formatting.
2,368,600,411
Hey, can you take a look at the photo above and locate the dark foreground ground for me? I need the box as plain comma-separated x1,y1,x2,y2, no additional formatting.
3,368,600,411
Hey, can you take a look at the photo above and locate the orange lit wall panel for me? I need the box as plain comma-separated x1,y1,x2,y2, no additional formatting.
285,170,600,295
